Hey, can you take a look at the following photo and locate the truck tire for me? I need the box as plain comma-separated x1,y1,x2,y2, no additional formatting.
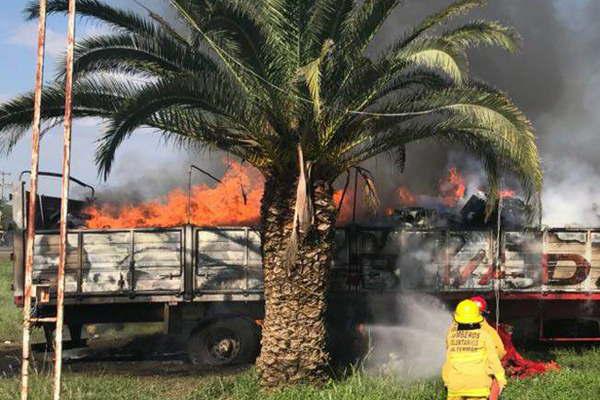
187,318,260,366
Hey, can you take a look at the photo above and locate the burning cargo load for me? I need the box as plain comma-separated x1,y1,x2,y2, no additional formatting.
85,161,264,228
81,162,528,230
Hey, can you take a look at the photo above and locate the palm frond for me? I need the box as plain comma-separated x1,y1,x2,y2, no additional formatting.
401,44,467,84
66,33,218,79
398,0,486,48
94,72,258,177
6,0,541,202
441,20,521,53
297,39,333,118
341,0,401,53
0,76,138,153
303,0,353,59
356,167,380,213
25,0,165,40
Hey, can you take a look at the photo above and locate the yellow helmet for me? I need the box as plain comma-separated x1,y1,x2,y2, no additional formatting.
454,299,484,324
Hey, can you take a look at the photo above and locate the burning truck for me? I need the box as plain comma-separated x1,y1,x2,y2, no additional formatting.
9,165,600,366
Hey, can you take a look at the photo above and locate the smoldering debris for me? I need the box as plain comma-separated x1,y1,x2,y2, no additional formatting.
365,294,451,379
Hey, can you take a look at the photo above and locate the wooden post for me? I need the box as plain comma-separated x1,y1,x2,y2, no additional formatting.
21,1,47,399
53,0,77,398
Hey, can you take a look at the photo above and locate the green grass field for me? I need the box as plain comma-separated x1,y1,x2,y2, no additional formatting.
1,260,600,399
0,259,22,343
1,349,600,400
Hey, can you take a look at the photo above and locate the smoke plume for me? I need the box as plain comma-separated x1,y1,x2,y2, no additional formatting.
89,151,229,205
370,0,600,226
366,294,452,378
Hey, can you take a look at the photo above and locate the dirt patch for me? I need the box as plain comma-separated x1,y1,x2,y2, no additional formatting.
0,334,250,378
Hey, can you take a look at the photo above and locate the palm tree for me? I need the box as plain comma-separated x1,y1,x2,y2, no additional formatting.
1,0,541,387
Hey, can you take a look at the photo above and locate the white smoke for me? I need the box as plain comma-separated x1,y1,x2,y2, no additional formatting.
365,294,452,379
85,150,229,205
542,158,600,227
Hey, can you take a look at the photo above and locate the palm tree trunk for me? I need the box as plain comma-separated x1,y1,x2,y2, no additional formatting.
256,172,336,387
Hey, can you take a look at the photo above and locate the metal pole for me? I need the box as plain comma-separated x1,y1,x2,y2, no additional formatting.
187,166,193,224
0,172,11,200
187,164,223,224
190,165,223,184
53,0,76,398
352,167,359,223
21,1,47,399
494,181,503,329
336,170,351,216
537,191,543,228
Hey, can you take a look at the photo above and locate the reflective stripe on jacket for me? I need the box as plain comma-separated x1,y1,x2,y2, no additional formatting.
442,323,507,398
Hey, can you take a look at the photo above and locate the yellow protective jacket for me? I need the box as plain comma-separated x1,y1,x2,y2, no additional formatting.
482,319,506,360
442,323,507,398
449,320,507,360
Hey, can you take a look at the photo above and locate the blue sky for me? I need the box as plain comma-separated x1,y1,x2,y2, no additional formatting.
0,0,191,196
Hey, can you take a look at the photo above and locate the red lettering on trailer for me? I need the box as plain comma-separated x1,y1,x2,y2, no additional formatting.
542,254,591,286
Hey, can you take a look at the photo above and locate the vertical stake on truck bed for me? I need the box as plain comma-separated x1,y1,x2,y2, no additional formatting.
20,1,47,399
53,0,77,398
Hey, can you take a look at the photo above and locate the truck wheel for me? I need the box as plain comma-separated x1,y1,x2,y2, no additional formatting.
187,318,260,366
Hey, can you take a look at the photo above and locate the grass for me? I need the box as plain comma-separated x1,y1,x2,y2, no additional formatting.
0,373,205,400
0,369,444,400
1,259,600,399
0,259,21,343
0,349,600,400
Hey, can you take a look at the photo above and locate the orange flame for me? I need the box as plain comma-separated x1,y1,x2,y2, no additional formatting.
86,161,358,228
439,167,466,207
500,189,516,199
85,161,264,228
334,189,355,224
395,186,417,206
85,163,476,229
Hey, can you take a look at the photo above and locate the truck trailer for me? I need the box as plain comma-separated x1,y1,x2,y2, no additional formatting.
10,174,600,366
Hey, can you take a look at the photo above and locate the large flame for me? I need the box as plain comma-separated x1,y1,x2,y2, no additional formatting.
439,167,466,207
85,161,357,228
85,161,264,228
389,167,467,209
85,164,477,229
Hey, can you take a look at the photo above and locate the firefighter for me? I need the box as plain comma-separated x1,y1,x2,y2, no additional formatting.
470,295,506,360
442,299,507,400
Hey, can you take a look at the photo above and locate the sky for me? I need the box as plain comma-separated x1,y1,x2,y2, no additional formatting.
0,0,194,198
1,0,600,224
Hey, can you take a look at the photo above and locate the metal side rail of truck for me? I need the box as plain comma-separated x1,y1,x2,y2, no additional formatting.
10,173,600,367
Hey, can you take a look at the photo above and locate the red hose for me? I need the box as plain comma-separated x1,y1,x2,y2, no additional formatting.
497,324,560,379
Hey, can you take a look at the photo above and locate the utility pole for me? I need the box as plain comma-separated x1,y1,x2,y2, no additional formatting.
0,171,11,201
